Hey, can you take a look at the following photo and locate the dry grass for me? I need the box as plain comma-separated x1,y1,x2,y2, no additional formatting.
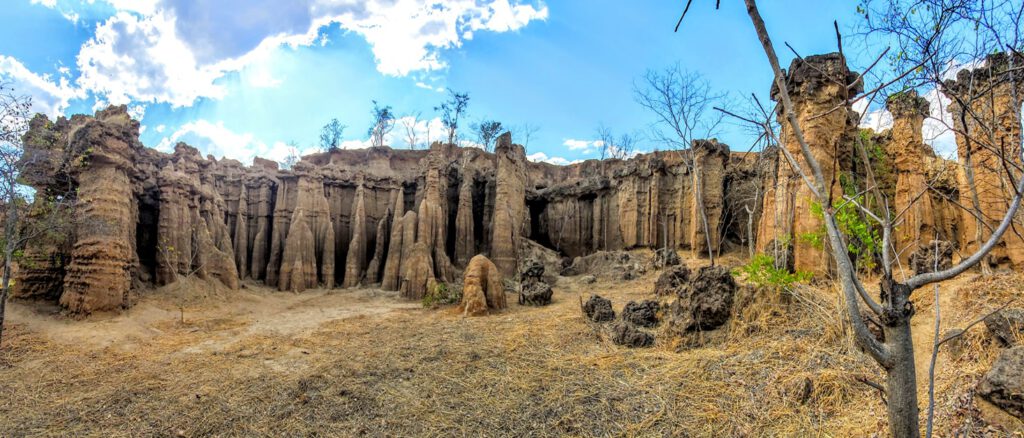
0,259,1015,437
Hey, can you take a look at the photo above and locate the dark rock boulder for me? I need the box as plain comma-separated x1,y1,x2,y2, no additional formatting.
652,247,681,269
610,321,654,348
985,308,1024,347
622,300,660,328
518,258,553,306
977,346,1024,421
909,240,954,275
654,265,691,297
583,295,615,323
671,266,736,331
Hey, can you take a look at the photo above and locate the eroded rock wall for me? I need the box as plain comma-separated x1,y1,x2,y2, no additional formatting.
17,105,767,313
943,52,1024,269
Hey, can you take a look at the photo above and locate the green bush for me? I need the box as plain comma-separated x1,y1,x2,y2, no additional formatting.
733,254,812,289
422,282,462,308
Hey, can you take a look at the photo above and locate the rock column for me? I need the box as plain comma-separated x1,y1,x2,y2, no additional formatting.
943,53,1024,268
490,133,528,277
756,53,861,276
887,91,937,266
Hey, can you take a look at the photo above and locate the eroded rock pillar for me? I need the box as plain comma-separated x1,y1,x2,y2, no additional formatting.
490,133,527,277
942,52,1024,268
887,91,937,266
756,52,861,277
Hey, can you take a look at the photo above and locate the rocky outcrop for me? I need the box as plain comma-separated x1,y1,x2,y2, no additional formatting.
908,240,954,275
757,53,861,277
670,266,736,331
583,295,615,322
58,108,140,313
460,254,505,316
399,242,435,300
887,91,938,265
454,174,476,267
943,52,1024,269
977,346,1024,421
276,164,335,292
985,308,1024,347
518,258,553,306
491,133,528,277
690,140,729,257
342,181,368,288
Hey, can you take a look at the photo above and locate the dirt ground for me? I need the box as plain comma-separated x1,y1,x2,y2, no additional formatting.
0,255,1017,437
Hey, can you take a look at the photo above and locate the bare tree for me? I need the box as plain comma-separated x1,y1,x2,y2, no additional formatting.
401,112,422,149
435,90,470,146
595,124,636,160
0,85,74,347
472,120,503,152
634,65,724,260
319,118,345,152
368,101,395,148
514,123,540,149
677,1,1024,436
281,140,300,170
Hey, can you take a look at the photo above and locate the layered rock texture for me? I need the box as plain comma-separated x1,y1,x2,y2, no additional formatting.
756,53,862,277
942,53,1024,269
886,91,938,265
14,106,762,314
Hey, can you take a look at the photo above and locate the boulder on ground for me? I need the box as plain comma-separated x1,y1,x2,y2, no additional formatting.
519,257,553,306
654,265,691,297
579,275,597,285
460,255,506,316
622,300,660,328
909,240,955,275
652,247,681,269
985,308,1024,347
583,295,615,322
671,266,736,331
977,346,1024,421
610,321,654,348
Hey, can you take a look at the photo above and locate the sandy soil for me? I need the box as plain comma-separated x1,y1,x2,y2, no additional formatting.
0,258,1015,437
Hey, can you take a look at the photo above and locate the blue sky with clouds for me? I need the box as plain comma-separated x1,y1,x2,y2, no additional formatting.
0,0,957,166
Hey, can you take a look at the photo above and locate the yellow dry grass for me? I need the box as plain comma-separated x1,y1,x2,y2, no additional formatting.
0,258,1015,437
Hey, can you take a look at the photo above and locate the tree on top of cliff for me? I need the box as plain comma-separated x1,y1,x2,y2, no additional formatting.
368,101,395,148
595,123,637,160
281,141,300,170
472,119,503,152
319,118,346,152
435,89,470,146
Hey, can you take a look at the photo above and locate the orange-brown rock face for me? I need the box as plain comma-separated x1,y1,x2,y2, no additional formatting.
18,106,778,311
756,53,861,277
460,254,505,316
690,140,729,257
886,91,937,266
277,164,335,292
943,53,1024,269
59,107,140,313
491,133,528,277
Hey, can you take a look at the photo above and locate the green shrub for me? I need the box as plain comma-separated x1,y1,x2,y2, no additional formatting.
422,282,462,308
733,253,812,290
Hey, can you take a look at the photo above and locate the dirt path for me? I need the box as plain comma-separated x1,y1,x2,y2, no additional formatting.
910,274,971,402
5,279,421,351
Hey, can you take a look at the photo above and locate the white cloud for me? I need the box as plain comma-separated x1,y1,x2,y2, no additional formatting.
0,55,82,118
30,0,56,7
76,11,227,107
157,120,270,162
65,0,548,109
527,152,579,166
563,139,597,153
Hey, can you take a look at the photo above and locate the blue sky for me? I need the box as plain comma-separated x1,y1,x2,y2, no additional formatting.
0,0,957,165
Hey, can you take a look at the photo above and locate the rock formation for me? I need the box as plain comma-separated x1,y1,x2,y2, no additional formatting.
583,295,615,322
491,133,527,277
886,91,937,265
757,53,862,277
460,254,505,316
20,77,963,314
942,52,1024,269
